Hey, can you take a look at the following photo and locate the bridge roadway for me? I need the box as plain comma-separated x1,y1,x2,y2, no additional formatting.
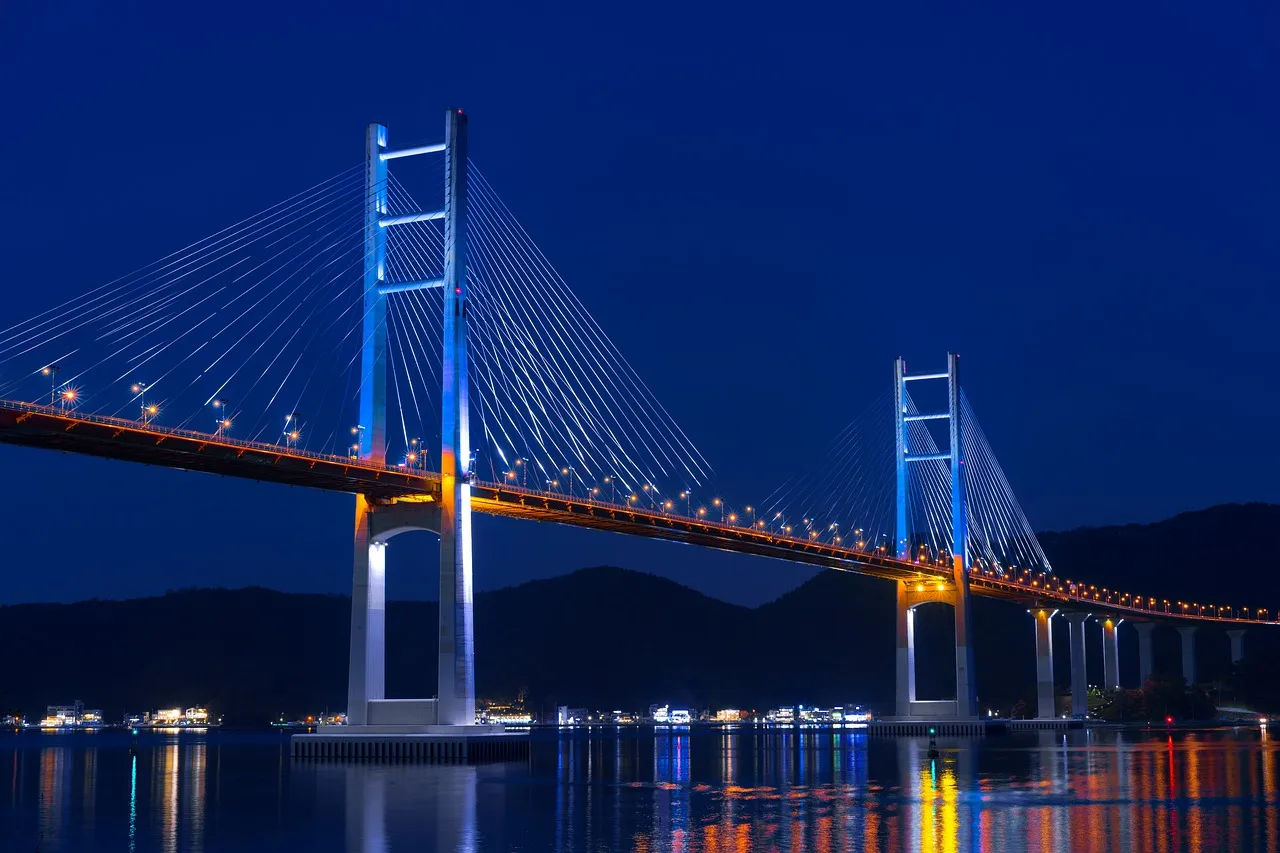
1,399,1269,627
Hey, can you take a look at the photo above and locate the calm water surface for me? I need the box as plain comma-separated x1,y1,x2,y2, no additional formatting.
2,727,1278,851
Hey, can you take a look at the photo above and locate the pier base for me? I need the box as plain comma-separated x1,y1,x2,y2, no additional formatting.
292,725,528,763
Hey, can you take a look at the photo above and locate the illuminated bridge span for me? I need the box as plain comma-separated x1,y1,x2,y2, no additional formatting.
0,110,1265,733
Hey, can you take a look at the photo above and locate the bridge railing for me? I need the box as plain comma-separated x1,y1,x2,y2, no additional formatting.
477,478,1278,625
0,399,433,480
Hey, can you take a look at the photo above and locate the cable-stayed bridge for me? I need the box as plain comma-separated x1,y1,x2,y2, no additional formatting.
0,111,1265,743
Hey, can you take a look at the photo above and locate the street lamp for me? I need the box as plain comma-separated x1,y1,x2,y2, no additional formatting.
603,475,616,504
41,364,60,405
284,413,302,449
59,387,77,411
212,399,230,437
141,402,159,426
561,466,577,497
679,490,692,517
712,497,723,522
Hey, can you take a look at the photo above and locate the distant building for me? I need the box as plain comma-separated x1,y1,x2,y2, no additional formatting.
478,700,532,725
649,704,670,723
40,700,103,728
557,706,588,725
714,709,747,723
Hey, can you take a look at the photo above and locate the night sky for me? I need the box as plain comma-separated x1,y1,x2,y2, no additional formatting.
1,2,1276,606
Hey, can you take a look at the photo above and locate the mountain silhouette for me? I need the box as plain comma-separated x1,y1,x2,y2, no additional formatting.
1,503,1274,721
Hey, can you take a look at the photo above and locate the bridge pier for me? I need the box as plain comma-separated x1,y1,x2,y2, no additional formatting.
895,580,978,720
1100,617,1122,690
1133,622,1156,685
1178,626,1198,685
345,498,443,726
1062,613,1089,717
1227,629,1246,665
346,496,386,725
1032,608,1056,719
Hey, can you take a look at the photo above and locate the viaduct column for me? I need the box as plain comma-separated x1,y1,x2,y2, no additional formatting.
1063,613,1090,717
1227,629,1246,665
438,108,476,727
1178,626,1198,685
1133,622,1156,685
1032,608,1056,719
1101,617,1122,690
346,495,386,725
895,582,916,716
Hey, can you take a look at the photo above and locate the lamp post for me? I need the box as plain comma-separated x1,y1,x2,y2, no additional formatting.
284,413,302,449
603,475,615,504
712,497,723,522
212,399,230,437
680,490,692,517
141,402,159,426
59,387,77,412
42,364,60,405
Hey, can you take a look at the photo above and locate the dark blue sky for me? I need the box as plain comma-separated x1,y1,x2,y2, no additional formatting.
1,1,1276,606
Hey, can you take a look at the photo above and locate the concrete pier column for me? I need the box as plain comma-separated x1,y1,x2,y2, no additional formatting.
951,555,979,719
346,495,386,725
1227,629,1246,665
1032,608,1056,719
1178,626,1198,685
1101,617,1123,690
895,582,917,717
1133,622,1156,685
1062,613,1090,717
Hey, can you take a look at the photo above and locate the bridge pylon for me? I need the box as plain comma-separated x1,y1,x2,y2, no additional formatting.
336,109,488,747
893,353,978,720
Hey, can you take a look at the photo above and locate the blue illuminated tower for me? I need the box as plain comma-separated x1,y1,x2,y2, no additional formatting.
893,353,977,718
353,110,474,727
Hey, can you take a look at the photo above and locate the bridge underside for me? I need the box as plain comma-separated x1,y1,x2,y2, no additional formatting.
0,407,439,501
0,404,1266,627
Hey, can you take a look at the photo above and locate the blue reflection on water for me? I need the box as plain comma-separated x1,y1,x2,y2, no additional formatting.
0,726,1279,851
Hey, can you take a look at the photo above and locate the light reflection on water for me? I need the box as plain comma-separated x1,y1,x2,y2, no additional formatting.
1,727,1279,851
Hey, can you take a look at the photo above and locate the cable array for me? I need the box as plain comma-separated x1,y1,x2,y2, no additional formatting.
381,166,713,500
752,389,1052,573
752,392,898,553
0,166,377,454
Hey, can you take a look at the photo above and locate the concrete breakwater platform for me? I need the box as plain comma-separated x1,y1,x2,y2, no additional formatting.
869,718,1084,737
291,726,529,763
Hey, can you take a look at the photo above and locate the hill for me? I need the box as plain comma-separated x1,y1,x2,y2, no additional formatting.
1,503,1275,720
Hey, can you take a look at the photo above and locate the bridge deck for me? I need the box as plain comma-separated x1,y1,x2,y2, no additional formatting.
0,400,1269,627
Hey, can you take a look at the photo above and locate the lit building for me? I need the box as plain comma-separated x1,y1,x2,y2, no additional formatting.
39,701,103,728
478,700,533,725
557,706,588,726
767,706,795,724
714,708,747,723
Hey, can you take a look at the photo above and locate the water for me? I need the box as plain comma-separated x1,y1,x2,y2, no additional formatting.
3,726,1279,851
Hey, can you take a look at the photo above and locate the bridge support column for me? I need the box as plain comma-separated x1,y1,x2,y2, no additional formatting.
1178,626,1198,685
895,582,916,717
438,108,475,728
1062,613,1089,717
894,580,976,720
1227,629,1246,665
1101,617,1122,690
1133,622,1156,685
346,495,385,725
1032,608,1056,719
